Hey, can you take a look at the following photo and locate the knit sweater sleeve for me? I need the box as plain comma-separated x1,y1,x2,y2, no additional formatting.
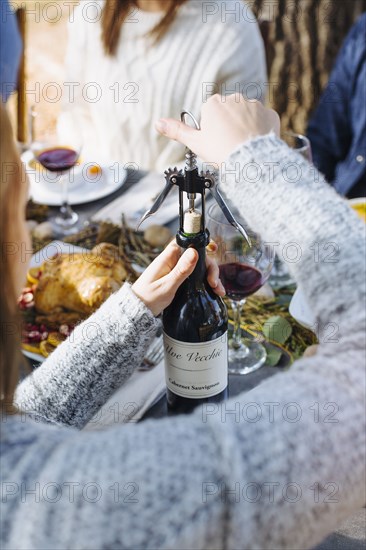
14,284,160,429
208,134,366,548
220,134,365,332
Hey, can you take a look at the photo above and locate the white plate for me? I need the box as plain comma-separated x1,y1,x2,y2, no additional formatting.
348,197,366,207
22,241,87,364
22,349,46,364
289,288,316,331
348,197,366,219
21,150,127,206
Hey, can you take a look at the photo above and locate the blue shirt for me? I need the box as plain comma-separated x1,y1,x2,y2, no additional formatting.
0,0,22,101
307,14,366,198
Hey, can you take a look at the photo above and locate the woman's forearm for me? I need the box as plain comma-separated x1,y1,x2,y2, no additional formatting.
221,134,365,333
15,284,159,428
203,137,366,546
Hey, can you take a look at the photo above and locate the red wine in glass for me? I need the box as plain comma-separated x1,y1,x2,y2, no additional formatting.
35,145,81,233
207,203,274,375
219,263,264,301
37,147,79,172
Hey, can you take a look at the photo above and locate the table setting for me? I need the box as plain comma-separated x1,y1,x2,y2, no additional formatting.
19,118,366,422
19,139,335,425
20,221,316,423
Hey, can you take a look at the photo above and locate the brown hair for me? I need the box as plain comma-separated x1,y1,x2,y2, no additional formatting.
101,0,188,56
0,103,24,415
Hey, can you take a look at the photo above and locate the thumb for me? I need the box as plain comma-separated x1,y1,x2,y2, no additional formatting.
165,247,198,292
155,118,198,150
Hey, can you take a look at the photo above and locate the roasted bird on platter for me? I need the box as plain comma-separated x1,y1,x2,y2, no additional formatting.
35,243,127,314
20,243,129,357
20,217,173,359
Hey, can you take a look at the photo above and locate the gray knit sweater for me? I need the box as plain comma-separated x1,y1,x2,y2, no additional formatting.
1,136,365,550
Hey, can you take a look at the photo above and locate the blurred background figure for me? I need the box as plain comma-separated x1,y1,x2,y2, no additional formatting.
250,0,366,134
307,14,366,199
57,0,266,171
0,0,22,102
8,1,366,158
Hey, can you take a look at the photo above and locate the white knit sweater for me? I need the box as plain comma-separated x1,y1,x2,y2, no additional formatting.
58,0,266,171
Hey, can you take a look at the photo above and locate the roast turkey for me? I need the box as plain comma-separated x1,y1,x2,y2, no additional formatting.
34,243,127,314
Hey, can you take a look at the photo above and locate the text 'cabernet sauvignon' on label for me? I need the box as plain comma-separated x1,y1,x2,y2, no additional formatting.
163,332,228,399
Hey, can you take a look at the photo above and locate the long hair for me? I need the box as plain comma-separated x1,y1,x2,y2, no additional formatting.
101,0,188,56
0,104,24,415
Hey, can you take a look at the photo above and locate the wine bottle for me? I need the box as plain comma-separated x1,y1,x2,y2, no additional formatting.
163,210,228,413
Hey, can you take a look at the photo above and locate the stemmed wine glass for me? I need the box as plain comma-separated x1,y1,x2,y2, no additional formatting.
270,132,312,288
207,203,274,374
282,132,312,162
32,137,82,235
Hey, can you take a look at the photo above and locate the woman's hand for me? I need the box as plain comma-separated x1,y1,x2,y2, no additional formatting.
132,241,225,317
155,95,280,164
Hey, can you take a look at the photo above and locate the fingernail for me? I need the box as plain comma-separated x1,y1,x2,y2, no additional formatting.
156,119,167,133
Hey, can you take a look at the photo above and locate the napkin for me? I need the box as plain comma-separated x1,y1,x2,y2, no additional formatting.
92,171,179,228
84,360,166,429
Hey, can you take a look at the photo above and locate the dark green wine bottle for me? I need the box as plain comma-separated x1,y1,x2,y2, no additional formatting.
163,214,228,414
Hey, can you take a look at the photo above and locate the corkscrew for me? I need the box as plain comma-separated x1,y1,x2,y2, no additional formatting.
137,111,251,246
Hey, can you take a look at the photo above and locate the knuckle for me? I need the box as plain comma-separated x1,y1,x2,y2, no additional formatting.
176,261,188,277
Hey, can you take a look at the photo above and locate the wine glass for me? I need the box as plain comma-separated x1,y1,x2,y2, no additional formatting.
32,136,81,235
282,132,312,162
207,203,274,374
270,132,312,288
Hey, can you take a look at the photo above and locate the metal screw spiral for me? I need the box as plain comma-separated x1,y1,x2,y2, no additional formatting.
185,150,197,171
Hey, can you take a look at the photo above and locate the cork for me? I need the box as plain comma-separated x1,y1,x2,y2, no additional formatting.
184,210,201,234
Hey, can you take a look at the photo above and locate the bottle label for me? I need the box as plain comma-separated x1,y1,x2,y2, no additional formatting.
163,332,228,399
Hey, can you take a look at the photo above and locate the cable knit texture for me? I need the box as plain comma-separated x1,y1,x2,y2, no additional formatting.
14,283,160,428
1,137,365,550
57,0,266,171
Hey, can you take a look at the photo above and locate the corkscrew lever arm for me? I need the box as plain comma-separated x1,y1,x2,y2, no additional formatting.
135,170,181,230
206,176,252,247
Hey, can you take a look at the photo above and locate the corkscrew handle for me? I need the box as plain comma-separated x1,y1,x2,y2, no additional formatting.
180,111,200,171
180,112,251,246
